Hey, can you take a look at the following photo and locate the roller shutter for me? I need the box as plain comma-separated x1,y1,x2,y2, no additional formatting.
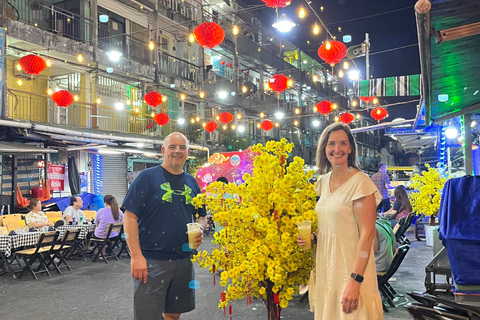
100,155,128,204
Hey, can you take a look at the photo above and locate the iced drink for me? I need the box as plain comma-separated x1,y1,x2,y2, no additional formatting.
187,223,201,249
297,220,312,251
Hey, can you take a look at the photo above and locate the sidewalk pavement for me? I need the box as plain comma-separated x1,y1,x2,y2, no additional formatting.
0,232,434,320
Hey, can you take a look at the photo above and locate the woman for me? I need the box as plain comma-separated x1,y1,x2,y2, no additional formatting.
94,194,123,239
384,186,412,228
25,198,53,228
298,123,383,319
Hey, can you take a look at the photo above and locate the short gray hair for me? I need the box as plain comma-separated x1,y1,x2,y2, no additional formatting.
164,132,189,149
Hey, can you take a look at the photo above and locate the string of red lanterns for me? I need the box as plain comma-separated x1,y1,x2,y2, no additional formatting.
144,91,163,107
358,96,376,103
261,0,290,8
194,22,225,49
268,74,289,93
153,112,170,126
205,121,218,133
339,112,355,125
218,112,234,124
315,100,333,115
51,90,74,108
260,120,274,131
18,54,47,75
371,107,388,122
317,40,348,67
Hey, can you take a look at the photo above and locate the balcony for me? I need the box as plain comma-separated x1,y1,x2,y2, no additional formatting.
6,89,170,137
7,0,92,43
159,51,199,83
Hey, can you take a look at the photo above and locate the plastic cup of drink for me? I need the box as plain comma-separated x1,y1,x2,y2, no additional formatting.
79,216,84,225
297,220,312,251
187,223,201,250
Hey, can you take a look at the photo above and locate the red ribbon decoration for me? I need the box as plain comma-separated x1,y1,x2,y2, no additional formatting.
274,293,280,319
221,291,226,316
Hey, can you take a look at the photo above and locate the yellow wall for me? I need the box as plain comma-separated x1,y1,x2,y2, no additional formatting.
7,59,49,122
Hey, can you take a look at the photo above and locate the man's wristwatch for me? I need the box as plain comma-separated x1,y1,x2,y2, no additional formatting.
350,273,364,283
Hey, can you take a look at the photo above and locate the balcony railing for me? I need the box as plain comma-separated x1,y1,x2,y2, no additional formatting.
159,51,199,83
9,0,92,43
158,0,200,24
6,89,167,137
98,25,152,65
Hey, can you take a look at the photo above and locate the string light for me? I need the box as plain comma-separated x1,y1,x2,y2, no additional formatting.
260,112,265,118
333,103,338,109
334,116,339,122
16,64,21,71
236,113,242,120
151,112,155,117
16,79,22,86
135,107,139,112
287,79,293,87
47,88,52,95
231,124,236,130
256,123,261,128
299,8,306,18
46,59,51,67
373,98,379,104
74,95,79,101
190,118,195,124
162,96,168,102
196,116,200,122
199,91,205,98
189,34,195,43
295,108,300,114
223,125,227,130
313,75,318,82
180,94,186,100
77,54,83,62
352,100,358,107
96,97,101,104
232,25,239,35
126,99,131,105
275,122,280,127
294,120,299,126
148,41,155,50
343,61,349,69
242,86,248,93
313,25,320,35
338,27,342,32
356,114,361,120
320,6,324,12
338,70,344,78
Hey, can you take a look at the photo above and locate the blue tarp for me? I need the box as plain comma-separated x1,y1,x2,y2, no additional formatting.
43,192,96,211
438,176,480,286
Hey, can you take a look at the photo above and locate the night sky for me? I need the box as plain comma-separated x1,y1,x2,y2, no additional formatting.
243,0,421,120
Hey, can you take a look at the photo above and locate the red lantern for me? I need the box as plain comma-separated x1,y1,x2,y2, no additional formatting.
218,112,234,124
317,41,348,67
371,107,388,122
227,63,232,67
315,101,333,115
144,91,163,107
221,61,225,65
260,120,274,131
261,0,290,8
194,22,225,49
268,74,289,93
339,112,355,125
205,121,218,133
51,90,74,107
153,113,170,126
359,96,375,103
18,54,47,75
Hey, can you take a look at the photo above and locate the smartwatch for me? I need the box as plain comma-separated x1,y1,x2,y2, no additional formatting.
350,273,364,283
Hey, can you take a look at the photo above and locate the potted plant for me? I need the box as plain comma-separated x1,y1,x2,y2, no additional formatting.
409,164,448,245
192,139,317,320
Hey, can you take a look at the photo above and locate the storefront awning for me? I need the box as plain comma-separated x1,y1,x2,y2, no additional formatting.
0,141,58,154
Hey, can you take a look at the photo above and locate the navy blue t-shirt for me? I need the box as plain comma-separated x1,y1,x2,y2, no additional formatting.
122,166,206,260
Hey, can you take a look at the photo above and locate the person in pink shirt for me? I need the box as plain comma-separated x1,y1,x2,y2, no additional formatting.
94,194,123,239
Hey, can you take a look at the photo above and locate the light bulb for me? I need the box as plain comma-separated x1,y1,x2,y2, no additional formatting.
313,25,320,35
77,54,83,62
196,116,200,122
177,118,186,125
260,112,265,118
46,59,52,67
326,42,331,50
47,88,52,95
96,98,101,104
275,122,280,127
74,95,79,101
242,86,247,93
16,64,22,71
232,26,239,35
236,114,242,120
373,98,378,104
148,41,155,51
180,94,186,100
338,70,344,78
17,79,22,86
199,91,205,98
295,108,300,114
189,34,195,43
352,100,358,107
343,61,349,69
294,120,299,126
298,8,306,18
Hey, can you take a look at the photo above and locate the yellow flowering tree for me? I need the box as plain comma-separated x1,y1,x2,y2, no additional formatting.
410,164,448,225
192,139,317,320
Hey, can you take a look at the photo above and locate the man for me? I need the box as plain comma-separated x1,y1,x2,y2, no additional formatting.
63,196,85,224
122,132,207,320
374,218,396,273
371,163,394,213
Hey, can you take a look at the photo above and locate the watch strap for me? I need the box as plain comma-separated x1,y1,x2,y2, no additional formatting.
350,273,364,283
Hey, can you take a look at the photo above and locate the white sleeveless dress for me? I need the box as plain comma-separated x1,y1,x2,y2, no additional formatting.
310,171,383,320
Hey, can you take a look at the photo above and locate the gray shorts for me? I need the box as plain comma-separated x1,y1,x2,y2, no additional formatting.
133,256,195,320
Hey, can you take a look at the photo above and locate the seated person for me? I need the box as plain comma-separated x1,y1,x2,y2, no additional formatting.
94,194,123,239
383,186,412,228
25,198,53,228
374,218,396,273
63,196,86,225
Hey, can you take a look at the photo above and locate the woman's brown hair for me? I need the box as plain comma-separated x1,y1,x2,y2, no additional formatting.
104,194,120,220
315,122,361,175
394,186,412,213
28,198,41,211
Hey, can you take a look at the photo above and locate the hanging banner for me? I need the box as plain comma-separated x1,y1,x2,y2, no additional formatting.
357,74,422,97
0,28,5,118
49,164,66,191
